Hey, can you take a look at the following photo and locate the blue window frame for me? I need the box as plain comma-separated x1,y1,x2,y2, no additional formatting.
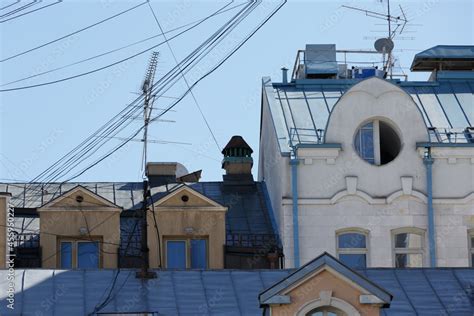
166,240,186,269
337,231,368,269
78,242,99,269
354,122,375,164
190,239,207,269
60,242,72,269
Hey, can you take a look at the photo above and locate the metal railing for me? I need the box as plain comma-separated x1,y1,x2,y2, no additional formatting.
428,128,474,143
226,233,279,249
13,232,40,249
289,127,324,148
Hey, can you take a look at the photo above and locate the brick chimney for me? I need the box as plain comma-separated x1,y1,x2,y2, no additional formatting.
221,136,254,188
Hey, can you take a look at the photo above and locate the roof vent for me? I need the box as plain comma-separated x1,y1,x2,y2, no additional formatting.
411,45,474,72
146,162,188,188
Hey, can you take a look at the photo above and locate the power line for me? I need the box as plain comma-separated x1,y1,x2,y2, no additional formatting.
0,0,62,24
0,1,244,92
0,1,147,63
147,1,221,153
0,2,246,87
15,0,248,208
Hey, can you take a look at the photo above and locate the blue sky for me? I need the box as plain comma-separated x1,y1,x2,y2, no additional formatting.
0,0,473,183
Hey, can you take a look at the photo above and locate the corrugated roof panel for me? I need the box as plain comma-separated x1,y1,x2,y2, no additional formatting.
394,269,447,315
22,269,55,315
423,269,472,315
202,271,241,316
363,269,416,316
148,271,179,313
172,271,209,315
54,270,86,315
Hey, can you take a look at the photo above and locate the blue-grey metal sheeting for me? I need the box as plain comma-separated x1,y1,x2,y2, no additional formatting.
265,78,474,153
0,268,472,315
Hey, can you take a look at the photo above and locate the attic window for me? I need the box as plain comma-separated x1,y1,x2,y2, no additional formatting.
181,195,189,202
354,120,401,165
75,195,84,203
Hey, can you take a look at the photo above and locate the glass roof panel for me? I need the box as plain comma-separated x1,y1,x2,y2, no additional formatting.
283,89,318,143
451,81,474,126
434,84,470,127
404,87,432,127
323,90,342,111
416,86,451,128
275,88,298,145
303,90,330,131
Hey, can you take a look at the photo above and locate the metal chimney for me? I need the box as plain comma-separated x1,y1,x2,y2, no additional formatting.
281,67,288,84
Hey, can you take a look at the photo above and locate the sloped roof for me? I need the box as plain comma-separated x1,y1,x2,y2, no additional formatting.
262,77,474,154
411,45,474,71
222,135,254,154
0,268,472,315
1,181,277,235
259,252,392,306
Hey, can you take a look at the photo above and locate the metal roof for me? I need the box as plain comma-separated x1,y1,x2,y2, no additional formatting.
411,45,474,71
0,268,472,315
1,181,277,236
259,252,392,306
263,77,474,154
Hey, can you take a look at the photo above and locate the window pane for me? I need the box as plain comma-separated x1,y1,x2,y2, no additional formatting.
338,233,366,248
60,242,72,269
395,253,423,268
355,122,374,164
78,242,99,269
190,239,207,269
471,254,474,267
395,233,422,249
167,241,186,269
339,254,366,269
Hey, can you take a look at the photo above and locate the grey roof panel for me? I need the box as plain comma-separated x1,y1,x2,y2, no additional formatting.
0,268,472,315
3,181,277,237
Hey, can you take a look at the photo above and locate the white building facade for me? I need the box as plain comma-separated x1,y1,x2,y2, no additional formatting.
258,45,474,268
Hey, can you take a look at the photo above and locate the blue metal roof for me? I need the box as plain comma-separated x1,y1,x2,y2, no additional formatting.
414,45,474,60
0,268,472,315
263,77,474,153
1,181,277,236
410,46,474,71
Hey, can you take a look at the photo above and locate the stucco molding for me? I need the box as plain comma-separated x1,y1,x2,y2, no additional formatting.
296,295,361,316
283,190,474,205
38,185,122,211
152,185,227,211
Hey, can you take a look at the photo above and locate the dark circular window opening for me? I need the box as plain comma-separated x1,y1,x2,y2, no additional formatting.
354,119,401,166
181,195,189,202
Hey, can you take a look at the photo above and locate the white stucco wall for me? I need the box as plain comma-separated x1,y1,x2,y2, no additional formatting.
261,77,474,268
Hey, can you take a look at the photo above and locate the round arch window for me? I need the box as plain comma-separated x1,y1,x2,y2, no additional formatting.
354,119,401,165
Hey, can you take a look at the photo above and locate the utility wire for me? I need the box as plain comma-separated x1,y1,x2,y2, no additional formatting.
147,2,221,152
0,2,245,87
0,0,62,24
0,1,243,92
0,1,147,63
17,0,246,206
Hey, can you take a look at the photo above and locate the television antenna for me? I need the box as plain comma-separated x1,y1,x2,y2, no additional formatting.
141,51,159,175
342,0,409,79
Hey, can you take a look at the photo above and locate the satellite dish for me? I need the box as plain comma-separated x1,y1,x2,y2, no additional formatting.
374,38,394,53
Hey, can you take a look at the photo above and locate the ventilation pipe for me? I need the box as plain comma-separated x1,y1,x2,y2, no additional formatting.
281,67,288,84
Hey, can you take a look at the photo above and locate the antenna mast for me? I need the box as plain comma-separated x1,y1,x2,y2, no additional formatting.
141,51,159,175
342,0,408,79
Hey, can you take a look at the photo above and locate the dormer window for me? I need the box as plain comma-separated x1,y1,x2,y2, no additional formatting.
354,119,401,165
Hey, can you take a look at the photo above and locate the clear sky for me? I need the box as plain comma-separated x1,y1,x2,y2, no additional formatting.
0,0,473,183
